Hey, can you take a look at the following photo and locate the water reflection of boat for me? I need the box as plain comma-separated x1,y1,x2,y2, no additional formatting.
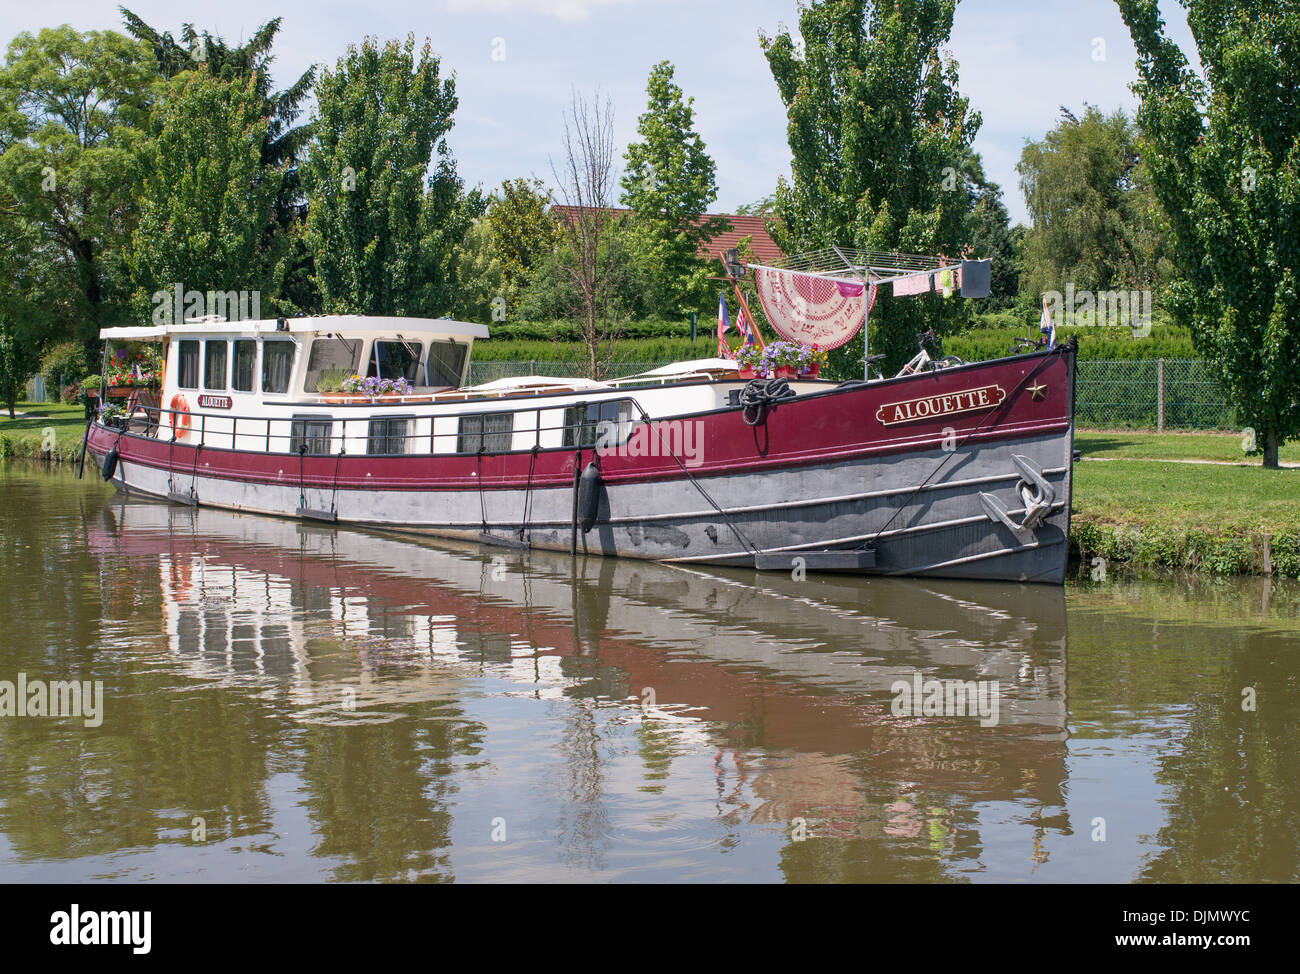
89,497,1068,813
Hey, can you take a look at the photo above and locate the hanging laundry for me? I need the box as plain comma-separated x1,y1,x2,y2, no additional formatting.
937,268,955,298
752,267,869,349
958,259,992,299
892,271,933,297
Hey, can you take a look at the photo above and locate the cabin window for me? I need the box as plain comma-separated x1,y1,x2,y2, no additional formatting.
232,340,256,392
367,417,412,455
177,340,200,389
289,416,333,456
262,341,296,395
426,341,467,387
564,400,635,447
457,412,513,453
366,340,422,383
304,337,361,392
204,341,228,390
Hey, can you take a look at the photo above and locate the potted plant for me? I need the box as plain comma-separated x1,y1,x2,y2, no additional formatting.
103,344,161,394
341,374,412,401
797,344,828,378
733,344,763,379
98,401,127,430
316,368,353,401
758,340,805,379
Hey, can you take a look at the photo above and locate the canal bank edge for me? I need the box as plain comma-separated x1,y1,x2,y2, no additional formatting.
1070,518,1300,578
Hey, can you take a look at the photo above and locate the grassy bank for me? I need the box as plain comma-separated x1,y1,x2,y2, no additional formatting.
1071,459,1299,577
0,403,88,464
1076,430,1300,464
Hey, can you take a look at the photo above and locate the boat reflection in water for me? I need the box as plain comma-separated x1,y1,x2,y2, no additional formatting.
87,498,1069,881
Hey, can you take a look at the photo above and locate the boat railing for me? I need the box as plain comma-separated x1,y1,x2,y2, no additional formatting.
109,401,653,459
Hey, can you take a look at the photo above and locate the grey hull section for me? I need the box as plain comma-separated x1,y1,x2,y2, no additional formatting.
101,421,1073,584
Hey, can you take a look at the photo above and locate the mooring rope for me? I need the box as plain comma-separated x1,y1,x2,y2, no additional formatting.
519,443,539,541
627,398,759,557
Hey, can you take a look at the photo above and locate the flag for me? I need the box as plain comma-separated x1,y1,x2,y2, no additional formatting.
737,304,756,345
1040,295,1056,347
717,290,732,358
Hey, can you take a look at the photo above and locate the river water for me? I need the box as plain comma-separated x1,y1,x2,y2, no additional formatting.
0,462,1295,883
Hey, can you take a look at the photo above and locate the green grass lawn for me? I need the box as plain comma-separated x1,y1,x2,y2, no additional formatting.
1074,459,1299,534
1076,429,1300,463
1072,458,1300,575
0,402,89,462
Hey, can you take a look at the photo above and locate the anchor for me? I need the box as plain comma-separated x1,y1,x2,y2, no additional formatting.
979,455,1055,536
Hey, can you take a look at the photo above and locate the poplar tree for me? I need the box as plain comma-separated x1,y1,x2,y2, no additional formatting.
762,0,981,375
620,61,727,318
1117,0,1300,467
302,35,475,316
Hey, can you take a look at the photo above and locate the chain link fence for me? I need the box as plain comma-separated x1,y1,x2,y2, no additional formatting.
472,357,1234,431
1076,359,1235,430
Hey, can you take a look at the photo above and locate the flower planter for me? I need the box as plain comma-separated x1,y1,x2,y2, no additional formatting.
798,363,821,379
738,368,757,379
90,386,159,398
772,366,797,379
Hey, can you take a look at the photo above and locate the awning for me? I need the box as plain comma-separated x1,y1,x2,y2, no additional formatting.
98,326,168,340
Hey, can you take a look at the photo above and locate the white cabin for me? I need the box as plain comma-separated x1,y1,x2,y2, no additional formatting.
96,315,771,460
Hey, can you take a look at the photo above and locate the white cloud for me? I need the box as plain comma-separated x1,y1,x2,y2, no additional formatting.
444,0,630,22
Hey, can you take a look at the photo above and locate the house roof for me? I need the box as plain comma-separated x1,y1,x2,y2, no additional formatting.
549,206,784,265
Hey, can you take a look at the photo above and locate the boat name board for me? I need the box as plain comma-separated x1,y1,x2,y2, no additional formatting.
876,384,1006,426
197,394,233,410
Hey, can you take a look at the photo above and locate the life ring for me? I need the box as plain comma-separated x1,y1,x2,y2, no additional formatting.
168,393,192,442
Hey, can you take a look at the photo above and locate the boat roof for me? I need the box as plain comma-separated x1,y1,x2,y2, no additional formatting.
619,358,739,378
462,375,611,392
98,315,490,342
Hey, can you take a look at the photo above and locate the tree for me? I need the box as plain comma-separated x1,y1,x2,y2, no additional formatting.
302,35,474,316
126,70,283,318
1117,0,1300,468
620,61,728,318
452,178,560,324
551,90,628,378
761,0,982,375
0,323,37,418
120,9,318,311
962,155,1019,308
0,27,153,346
450,217,508,324
1017,105,1170,302
485,177,560,303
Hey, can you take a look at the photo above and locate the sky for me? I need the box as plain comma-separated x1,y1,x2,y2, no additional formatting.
4,0,1197,227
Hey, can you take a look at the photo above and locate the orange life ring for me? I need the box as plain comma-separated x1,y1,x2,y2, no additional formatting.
168,393,192,441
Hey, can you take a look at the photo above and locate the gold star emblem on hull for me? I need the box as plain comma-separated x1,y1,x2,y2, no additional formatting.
1027,382,1047,400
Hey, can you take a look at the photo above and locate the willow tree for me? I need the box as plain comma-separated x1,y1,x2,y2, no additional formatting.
1017,106,1169,302
1117,0,1300,468
302,35,477,316
761,0,982,375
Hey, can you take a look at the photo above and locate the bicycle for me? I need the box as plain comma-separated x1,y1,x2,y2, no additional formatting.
894,329,965,377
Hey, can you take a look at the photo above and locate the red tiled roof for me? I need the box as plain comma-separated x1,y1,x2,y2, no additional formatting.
700,214,784,264
550,206,784,265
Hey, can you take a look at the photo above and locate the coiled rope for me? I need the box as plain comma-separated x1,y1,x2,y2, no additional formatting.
739,378,796,427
